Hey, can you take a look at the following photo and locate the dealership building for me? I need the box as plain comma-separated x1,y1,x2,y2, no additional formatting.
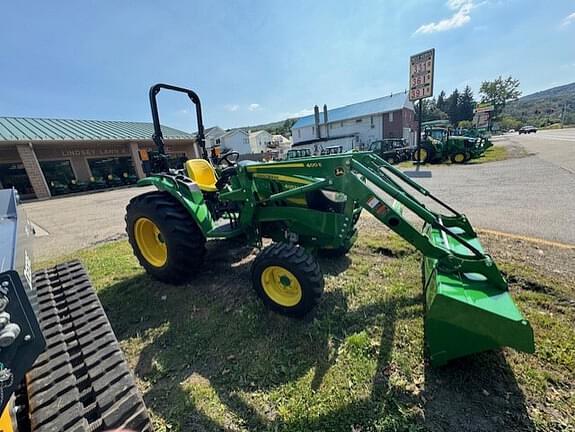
0,117,200,199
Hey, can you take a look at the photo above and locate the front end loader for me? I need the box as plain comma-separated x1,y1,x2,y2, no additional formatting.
126,83,534,366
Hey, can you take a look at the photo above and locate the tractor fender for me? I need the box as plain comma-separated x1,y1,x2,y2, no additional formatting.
136,176,214,235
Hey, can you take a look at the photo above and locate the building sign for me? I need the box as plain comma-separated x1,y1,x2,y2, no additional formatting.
60,146,127,157
409,49,435,101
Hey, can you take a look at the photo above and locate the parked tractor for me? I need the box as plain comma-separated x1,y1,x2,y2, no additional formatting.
369,138,413,164
125,84,534,367
320,145,344,156
285,148,312,160
414,124,493,164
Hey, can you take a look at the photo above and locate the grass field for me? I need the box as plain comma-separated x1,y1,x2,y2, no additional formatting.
60,216,575,431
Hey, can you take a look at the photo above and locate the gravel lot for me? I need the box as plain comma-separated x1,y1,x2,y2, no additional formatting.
24,128,575,261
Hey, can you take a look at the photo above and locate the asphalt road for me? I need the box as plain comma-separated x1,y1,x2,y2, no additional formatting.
24,128,575,260
414,128,575,245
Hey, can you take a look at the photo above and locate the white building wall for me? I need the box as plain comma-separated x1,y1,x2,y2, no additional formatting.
221,131,251,154
249,131,273,153
292,114,384,149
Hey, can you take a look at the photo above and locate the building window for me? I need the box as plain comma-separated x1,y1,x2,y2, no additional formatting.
312,126,315,134
0,162,34,197
167,153,187,169
40,160,76,195
389,112,394,123
356,118,362,123
298,129,301,138
88,156,136,183
370,116,374,125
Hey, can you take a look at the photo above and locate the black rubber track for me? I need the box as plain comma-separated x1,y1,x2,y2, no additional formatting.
251,243,324,317
17,260,152,432
126,190,206,284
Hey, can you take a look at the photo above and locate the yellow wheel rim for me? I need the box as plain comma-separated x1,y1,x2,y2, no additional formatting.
134,217,167,267
261,266,302,307
454,153,465,163
418,149,428,162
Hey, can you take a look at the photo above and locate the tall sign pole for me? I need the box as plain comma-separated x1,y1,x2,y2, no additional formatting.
409,49,435,171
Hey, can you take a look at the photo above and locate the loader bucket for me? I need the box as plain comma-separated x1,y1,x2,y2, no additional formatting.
423,226,535,367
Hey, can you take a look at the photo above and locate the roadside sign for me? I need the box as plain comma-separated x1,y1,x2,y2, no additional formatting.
474,103,495,113
409,49,435,101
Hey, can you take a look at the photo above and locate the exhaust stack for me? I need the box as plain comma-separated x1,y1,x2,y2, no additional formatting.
314,105,321,139
323,104,329,138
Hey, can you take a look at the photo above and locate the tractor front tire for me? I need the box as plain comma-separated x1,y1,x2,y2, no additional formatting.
251,243,324,317
126,191,206,284
450,152,468,164
413,146,434,164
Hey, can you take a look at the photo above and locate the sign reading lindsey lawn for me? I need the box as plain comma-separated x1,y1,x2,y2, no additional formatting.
409,49,435,101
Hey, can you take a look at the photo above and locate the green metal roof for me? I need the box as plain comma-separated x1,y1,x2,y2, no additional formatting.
0,117,195,142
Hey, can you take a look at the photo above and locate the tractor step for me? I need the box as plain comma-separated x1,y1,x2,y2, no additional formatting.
16,261,152,432
423,226,535,366
206,220,243,238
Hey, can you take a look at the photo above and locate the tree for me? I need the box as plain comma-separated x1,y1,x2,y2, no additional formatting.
479,75,521,117
459,86,475,122
436,90,447,113
446,89,461,124
421,98,448,122
458,120,473,129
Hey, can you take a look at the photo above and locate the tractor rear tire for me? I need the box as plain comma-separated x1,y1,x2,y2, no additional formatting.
126,191,206,284
251,243,324,317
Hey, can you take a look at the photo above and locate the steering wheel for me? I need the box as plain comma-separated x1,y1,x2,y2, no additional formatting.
218,151,240,167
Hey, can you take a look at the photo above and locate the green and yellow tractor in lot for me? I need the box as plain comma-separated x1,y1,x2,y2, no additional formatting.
413,122,493,164
126,84,534,366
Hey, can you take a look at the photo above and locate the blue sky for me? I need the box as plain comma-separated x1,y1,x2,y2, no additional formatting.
1,0,574,132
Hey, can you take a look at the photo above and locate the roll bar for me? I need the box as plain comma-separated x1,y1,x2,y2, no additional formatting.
149,83,208,161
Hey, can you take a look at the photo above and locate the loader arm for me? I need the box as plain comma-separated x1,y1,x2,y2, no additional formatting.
239,152,534,365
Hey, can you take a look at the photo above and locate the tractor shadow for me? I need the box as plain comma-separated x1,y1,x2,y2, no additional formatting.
423,352,534,432
97,241,532,431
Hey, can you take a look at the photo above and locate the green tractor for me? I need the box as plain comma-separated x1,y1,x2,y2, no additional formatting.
285,148,312,160
125,84,534,366
414,123,493,164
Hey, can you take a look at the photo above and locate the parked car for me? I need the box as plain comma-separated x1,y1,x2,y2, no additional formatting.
508,129,515,133
519,126,537,134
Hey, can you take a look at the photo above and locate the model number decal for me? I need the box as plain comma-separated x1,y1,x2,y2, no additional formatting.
305,162,322,168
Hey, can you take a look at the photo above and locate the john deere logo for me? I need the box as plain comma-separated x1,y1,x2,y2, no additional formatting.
335,167,344,176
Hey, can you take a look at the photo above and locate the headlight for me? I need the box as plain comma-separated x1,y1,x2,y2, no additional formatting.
321,190,348,203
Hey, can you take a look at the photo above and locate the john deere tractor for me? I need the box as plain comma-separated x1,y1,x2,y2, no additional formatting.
414,123,493,164
126,84,534,366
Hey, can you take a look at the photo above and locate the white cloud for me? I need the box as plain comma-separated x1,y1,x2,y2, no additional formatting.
224,104,239,112
561,12,575,27
415,0,474,34
248,103,261,112
281,108,315,118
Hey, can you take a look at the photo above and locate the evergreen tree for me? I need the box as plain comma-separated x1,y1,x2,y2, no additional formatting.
436,90,447,113
446,89,461,125
459,86,475,122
